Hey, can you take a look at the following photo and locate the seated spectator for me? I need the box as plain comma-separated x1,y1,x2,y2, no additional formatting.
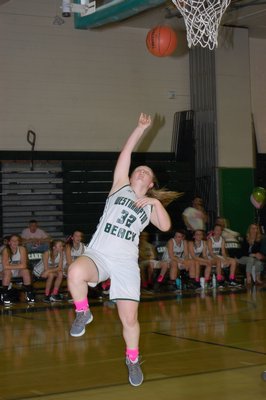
162,230,196,290
182,197,208,239
208,216,242,258
1,234,35,305
21,219,51,253
63,230,86,301
64,231,105,300
237,223,265,285
207,224,238,288
0,236,9,280
188,230,212,289
33,239,64,303
260,234,266,280
64,230,85,275
139,231,159,289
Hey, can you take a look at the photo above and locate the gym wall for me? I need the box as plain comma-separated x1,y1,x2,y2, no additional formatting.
0,8,190,152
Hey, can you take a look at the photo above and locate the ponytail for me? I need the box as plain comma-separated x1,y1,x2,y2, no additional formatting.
147,187,183,207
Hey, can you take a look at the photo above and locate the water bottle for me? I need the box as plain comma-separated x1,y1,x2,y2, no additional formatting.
212,273,217,288
200,277,205,289
176,277,182,290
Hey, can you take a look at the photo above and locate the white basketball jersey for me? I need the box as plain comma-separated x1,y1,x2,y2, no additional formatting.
87,185,152,260
9,248,21,264
162,238,184,260
71,242,84,260
210,236,223,255
33,251,61,276
47,251,61,268
193,240,204,257
172,239,185,258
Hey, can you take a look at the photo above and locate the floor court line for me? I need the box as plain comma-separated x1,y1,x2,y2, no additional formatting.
152,331,266,355
14,361,266,400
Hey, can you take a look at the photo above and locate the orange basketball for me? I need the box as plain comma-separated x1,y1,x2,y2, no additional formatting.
146,26,177,57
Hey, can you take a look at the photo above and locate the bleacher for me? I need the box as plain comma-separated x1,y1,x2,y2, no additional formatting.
0,161,64,239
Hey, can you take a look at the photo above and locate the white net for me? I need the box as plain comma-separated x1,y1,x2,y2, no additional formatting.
171,0,231,50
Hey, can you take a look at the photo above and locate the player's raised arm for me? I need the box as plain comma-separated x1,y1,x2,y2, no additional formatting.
110,113,152,194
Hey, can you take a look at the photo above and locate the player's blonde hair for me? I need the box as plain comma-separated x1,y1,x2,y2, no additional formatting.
147,171,183,207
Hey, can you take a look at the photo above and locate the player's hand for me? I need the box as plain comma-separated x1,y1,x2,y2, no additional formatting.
138,113,152,129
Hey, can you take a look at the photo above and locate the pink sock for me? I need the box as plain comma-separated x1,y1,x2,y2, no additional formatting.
52,287,59,295
74,298,89,312
126,348,139,362
195,277,200,282
229,274,235,280
157,275,164,283
217,274,223,281
45,291,50,296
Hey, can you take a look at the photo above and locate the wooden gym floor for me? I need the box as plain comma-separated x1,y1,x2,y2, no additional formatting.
1,285,266,400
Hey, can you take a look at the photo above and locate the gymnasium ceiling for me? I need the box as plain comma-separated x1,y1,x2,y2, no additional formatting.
0,0,266,38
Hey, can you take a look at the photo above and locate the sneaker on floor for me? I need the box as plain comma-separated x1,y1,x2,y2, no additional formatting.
195,285,202,292
25,291,35,304
194,281,201,290
43,295,51,303
167,281,177,291
152,282,161,292
126,356,143,387
66,294,74,303
228,279,241,287
1,292,12,306
70,309,93,337
217,280,225,289
50,294,62,302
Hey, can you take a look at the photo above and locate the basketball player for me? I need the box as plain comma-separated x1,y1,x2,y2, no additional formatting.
33,239,65,302
67,112,180,387
207,224,238,287
64,230,85,302
1,234,35,305
188,229,212,289
162,229,196,289
64,230,85,274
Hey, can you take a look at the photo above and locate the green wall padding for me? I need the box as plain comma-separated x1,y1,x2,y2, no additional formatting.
218,168,255,236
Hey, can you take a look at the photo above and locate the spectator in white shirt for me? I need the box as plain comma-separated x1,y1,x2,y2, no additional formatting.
21,219,50,253
182,197,208,239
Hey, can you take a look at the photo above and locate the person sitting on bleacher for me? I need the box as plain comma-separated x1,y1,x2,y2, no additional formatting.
188,229,212,289
21,219,51,253
63,231,86,301
163,230,196,290
139,231,159,290
0,236,9,280
33,239,64,303
208,216,242,258
1,234,35,306
182,197,208,240
64,230,85,276
237,223,265,285
207,224,239,288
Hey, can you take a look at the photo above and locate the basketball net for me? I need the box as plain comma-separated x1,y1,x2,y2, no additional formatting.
171,0,231,50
